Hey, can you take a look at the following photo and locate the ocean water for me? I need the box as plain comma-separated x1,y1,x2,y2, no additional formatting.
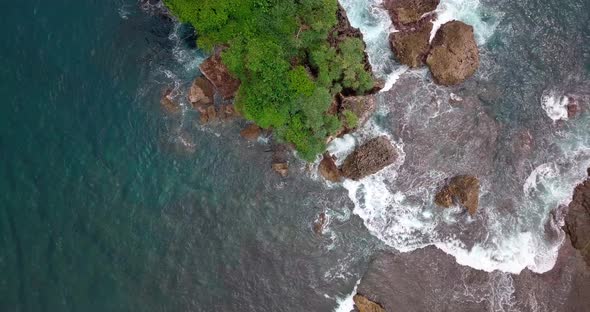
1,1,589,312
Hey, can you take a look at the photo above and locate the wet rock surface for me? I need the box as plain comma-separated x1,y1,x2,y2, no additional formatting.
389,22,433,68
434,175,480,215
565,171,590,267
199,48,241,99
240,124,262,141
357,240,590,312
426,21,480,85
353,294,385,312
341,136,397,180
160,88,180,113
319,153,342,183
383,0,440,26
188,77,214,106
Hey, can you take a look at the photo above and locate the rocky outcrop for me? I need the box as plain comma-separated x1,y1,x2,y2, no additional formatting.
339,95,377,129
240,124,262,141
389,22,433,68
565,170,590,267
271,144,290,178
188,77,214,106
383,0,440,26
198,104,238,124
313,212,328,235
271,162,289,177
160,88,180,113
341,136,398,180
319,153,342,183
353,294,386,312
434,175,480,215
199,48,241,99
426,21,479,86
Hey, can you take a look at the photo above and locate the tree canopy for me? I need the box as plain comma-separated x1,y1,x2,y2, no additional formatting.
164,0,374,160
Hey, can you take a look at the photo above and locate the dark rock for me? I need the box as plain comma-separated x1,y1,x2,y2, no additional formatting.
160,88,180,113
240,124,261,141
353,294,385,312
271,162,289,178
312,212,328,235
389,22,433,68
426,21,479,86
339,95,377,129
188,77,214,106
434,175,480,215
565,173,590,267
199,47,241,99
383,0,440,26
319,153,342,183
567,97,581,119
341,136,398,180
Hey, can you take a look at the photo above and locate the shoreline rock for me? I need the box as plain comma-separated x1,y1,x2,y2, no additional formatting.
240,124,262,141
199,47,241,99
426,21,479,86
319,153,342,183
564,169,590,267
160,88,180,113
434,175,480,215
353,294,386,312
188,77,214,106
341,136,398,180
383,0,440,27
389,22,433,68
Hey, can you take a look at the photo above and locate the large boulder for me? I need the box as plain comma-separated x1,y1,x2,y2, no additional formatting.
341,136,398,180
240,124,262,141
434,175,480,215
353,294,386,312
383,0,440,26
318,153,342,183
188,77,214,106
565,170,590,267
199,48,241,99
426,21,480,86
339,95,377,129
389,22,433,68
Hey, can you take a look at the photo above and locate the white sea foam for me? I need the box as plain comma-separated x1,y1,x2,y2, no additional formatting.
333,0,590,275
541,89,570,122
332,279,361,312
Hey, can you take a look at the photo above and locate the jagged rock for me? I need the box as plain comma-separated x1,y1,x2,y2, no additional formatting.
160,89,180,113
384,0,440,26
353,294,386,312
434,175,480,215
319,153,342,183
565,171,590,267
341,136,398,180
389,22,433,68
426,21,479,86
339,95,377,129
240,124,261,141
188,77,214,106
199,48,241,99
219,104,238,120
313,212,328,235
271,162,289,178
198,105,218,124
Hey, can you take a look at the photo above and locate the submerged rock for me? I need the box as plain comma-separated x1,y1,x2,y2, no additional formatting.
339,95,377,129
389,22,433,68
384,0,440,26
434,175,480,215
240,124,261,141
353,294,386,312
565,171,590,267
426,21,479,85
160,88,180,113
271,162,289,178
188,77,214,106
341,136,398,180
199,48,241,99
318,153,342,183
312,212,328,235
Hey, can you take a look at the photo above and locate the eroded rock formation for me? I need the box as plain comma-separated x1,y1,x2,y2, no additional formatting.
199,48,241,99
434,175,480,215
383,0,440,26
353,294,386,312
341,136,398,180
389,22,433,68
565,170,590,266
319,153,342,182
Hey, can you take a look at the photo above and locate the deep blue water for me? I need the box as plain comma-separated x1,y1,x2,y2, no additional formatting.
0,1,378,311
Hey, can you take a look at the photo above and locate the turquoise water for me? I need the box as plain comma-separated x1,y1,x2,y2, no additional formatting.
0,1,378,311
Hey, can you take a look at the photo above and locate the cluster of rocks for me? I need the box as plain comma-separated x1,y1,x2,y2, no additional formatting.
385,0,479,85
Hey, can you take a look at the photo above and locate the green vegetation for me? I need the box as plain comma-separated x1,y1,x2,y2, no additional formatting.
342,109,359,128
164,0,374,160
